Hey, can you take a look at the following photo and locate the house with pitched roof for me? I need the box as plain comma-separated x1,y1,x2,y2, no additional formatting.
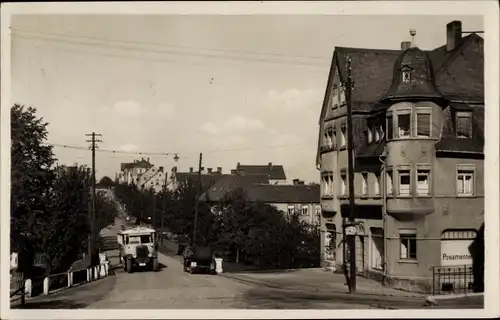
317,21,483,293
200,175,321,226
168,166,232,192
116,158,167,193
234,162,287,185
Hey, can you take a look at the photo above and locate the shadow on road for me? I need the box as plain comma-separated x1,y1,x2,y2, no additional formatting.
12,299,89,309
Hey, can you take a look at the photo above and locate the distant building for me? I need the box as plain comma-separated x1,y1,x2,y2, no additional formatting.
168,166,229,193
116,158,166,193
316,21,484,292
234,162,287,185
200,175,321,225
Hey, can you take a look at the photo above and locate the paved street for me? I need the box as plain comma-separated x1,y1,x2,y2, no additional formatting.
87,252,253,309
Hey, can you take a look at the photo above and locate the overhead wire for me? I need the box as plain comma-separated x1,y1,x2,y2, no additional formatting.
11,33,328,69
11,28,331,62
45,140,317,159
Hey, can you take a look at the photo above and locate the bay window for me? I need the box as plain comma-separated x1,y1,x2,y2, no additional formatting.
416,169,430,195
397,113,411,138
416,111,431,137
386,115,393,139
398,169,411,196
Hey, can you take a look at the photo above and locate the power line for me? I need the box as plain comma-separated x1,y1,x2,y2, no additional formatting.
45,140,316,157
12,33,328,68
11,28,331,62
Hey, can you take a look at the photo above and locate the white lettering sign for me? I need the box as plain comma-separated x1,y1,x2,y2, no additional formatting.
441,240,473,266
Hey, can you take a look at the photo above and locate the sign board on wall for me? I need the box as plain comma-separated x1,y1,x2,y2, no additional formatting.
441,240,474,266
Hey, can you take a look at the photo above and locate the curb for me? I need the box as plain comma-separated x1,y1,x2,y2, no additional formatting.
424,292,484,306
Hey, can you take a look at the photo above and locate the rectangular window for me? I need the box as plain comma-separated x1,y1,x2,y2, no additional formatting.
374,173,381,196
321,176,328,196
339,87,346,104
287,205,295,215
416,112,431,137
386,171,393,195
386,115,393,139
397,114,411,137
315,205,321,216
341,174,347,196
398,170,411,196
329,175,334,195
332,131,337,148
400,232,417,260
301,206,309,215
332,86,338,108
361,173,368,196
375,126,381,141
340,127,346,147
417,169,430,195
456,113,472,138
457,170,474,196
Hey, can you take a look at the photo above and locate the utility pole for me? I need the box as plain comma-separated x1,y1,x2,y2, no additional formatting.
160,171,168,245
192,153,203,247
85,132,102,267
345,56,357,293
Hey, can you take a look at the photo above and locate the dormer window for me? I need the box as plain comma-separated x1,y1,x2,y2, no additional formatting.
401,66,412,83
456,112,472,138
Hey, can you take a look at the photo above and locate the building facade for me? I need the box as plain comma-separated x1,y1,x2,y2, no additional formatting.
200,175,321,225
316,21,484,293
116,158,166,193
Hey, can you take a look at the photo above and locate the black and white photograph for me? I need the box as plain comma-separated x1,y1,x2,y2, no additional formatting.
1,1,498,318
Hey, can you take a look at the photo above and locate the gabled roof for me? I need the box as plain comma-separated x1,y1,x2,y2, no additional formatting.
174,172,233,193
236,164,287,180
317,33,484,163
200,175,320,204
198,175,269,201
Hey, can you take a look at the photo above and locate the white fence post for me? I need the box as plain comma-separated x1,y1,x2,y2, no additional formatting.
87,268,91,282
25,279,32,298
67,272,72,288
215,258,223,274
43,277,50,295
93,267,98,280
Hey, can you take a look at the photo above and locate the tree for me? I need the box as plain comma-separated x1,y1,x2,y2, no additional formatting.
43,165,92,272
11,104,56,270
97,176,114,188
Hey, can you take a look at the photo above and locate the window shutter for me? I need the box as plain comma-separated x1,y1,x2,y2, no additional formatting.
417,113,431,136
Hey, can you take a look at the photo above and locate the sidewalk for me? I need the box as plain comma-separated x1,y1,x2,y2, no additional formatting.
221,268,425,298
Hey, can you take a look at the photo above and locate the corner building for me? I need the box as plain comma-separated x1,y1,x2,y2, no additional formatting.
316,21,484,293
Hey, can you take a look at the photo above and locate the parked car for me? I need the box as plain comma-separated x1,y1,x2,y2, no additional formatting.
183,246,215,274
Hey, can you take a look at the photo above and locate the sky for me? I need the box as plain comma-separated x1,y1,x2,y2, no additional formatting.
10,14,483,182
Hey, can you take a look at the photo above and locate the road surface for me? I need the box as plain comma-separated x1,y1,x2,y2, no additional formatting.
87,252,253,309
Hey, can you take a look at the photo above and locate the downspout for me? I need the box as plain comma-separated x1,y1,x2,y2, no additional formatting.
378,141,388,285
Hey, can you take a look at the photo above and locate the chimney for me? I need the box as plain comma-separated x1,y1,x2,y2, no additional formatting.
268,162,273,169
189,167,193,173
293,178,300,185
231,169,237,175
207,168,213,174
237,162,240,168
217,167,222,174
159,166,164,172
446,20,462,52
147,157,150,163
298,180,305,185
401,41,411,50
